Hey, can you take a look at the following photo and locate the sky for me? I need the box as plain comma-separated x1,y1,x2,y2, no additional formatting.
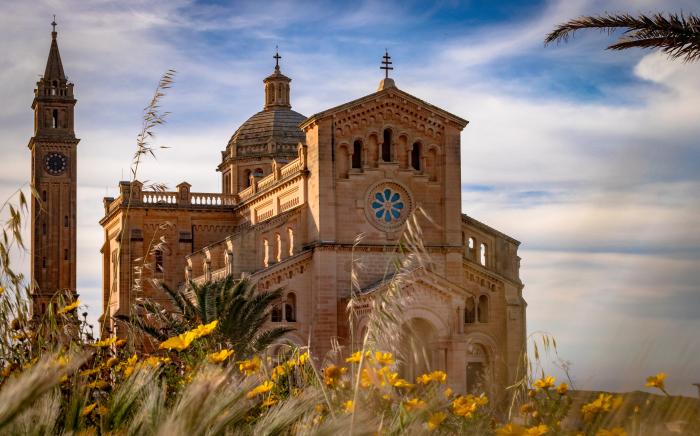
0,0,699,396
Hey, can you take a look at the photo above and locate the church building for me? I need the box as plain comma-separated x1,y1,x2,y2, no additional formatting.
98,51,527,394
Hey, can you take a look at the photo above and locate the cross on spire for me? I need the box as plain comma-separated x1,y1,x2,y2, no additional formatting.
273,46,281,70
51,15,57,33
380,49,393,79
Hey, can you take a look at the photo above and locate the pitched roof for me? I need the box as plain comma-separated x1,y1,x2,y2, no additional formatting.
300,84,468,129
43,32,66,81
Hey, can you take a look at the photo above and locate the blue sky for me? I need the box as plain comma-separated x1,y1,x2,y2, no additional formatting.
1,0,699,396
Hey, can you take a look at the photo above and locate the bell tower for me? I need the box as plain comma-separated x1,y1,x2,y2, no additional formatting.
29,18,79,317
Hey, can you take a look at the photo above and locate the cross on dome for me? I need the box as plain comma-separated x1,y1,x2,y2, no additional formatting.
380,49,393,79
51,15,57,33
274,46,281,70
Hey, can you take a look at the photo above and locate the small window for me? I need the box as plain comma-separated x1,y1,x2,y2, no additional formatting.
42,257,47,268
42,190,47,201
64,215,69,227
411,142,421,170
271,303,282,322
285,293,297,322
382,129,392,162
352,140,363,168
253,168,264,177
52,109,58,128
465,298,475,324
478,295,489,323
244,169,252,188
64,248,69,260
480,243,487,266
155,249,163,273
469,238,475,251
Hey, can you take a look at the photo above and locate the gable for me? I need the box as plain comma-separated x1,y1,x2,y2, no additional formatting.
300,85,469,132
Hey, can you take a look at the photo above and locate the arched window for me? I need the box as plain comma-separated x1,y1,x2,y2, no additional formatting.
285,292,296,322
411,142,421,170
271,303,282,322
287,228,294,256
155,249,164,273
382,129,392,162
465,297,475,324
352,140,363,168
244,169,252,188
478,295,489,323
480,243,487,266
52,109,59,128
253,168,264,177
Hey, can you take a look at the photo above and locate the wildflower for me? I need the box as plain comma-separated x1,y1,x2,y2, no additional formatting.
343,400,354,413
54,355,68,368
0,286,4,295
496,423,527,435
159,330,198,352
239,356,261,376
533,376,556,391
87,380,110,390
426,411,447,431
444,387,453,398
57,300,80,315
323,364,347,387
105,357,119,368
388,372,413,388
556,383,569,395
208,349,234,364
520,403,535,415
271,365,286,380
345,351,364,363
115,339,127,348
92,337,118,348
81,403,97,417
453,394,488,417
526,424,549,435
374,351,394,366
247,380,274,399
79,368,101,377
97,405,109,415
261,397,278,408
144,356,170,367
298,352,310,365
1,365,11,377
126,354,138,366
191,320,218,338
581,393,621,421
404,398,427,411
596,428,627,436
645,372,666,390
417,370,447,384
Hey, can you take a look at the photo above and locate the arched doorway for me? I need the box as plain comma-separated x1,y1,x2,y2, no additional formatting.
465,343,490,395
399,317,437,382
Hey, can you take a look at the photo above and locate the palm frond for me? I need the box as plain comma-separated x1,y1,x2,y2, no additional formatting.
545,13,700,62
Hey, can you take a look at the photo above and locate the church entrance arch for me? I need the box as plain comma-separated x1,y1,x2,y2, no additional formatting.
398,317,438,382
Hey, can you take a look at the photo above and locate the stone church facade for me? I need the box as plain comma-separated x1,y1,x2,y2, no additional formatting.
98,56,527,394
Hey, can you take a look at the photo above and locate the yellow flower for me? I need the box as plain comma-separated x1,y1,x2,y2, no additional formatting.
520,403,535,415
261,397,278,408
495,423,527,436
239,356,261,376
323,365,348,387
533,376,556,391
374,351,394,366
645,372,666,390
97,405,109,415
143,356,170,367
87,380,110,390
556,383,569,395
345,351,364,363
124,366,135,377
388,373,413,388
79,368,101,377
0,286,4,295
417,370,447,384
343,400,354,413
526,424,549,435
246,380,274,399
159,330,197,352
57,300,80,315
208,349,234,364
54,355,68,368
126,354,138,366
404,398,427,411
105,357,119,368
444,387,454,398
581,393,619,421
271,365,286,381
192,320,218,338
453,394,488,417
81,403,97,417
596,428,627,436
298,352,310,365
115,339,127,348
426,411,447,431
92,337,118,348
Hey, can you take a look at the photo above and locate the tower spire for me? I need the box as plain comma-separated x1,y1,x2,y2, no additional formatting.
377,49,396,91
263,47,292,110
274,45,281,71
44,15,66,81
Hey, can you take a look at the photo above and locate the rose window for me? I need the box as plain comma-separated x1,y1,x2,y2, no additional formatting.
371,188,405,222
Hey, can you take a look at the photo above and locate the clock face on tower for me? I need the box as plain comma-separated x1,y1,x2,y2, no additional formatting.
44,152,68,176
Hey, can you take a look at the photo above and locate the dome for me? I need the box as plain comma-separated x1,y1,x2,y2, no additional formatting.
227,108,306,158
